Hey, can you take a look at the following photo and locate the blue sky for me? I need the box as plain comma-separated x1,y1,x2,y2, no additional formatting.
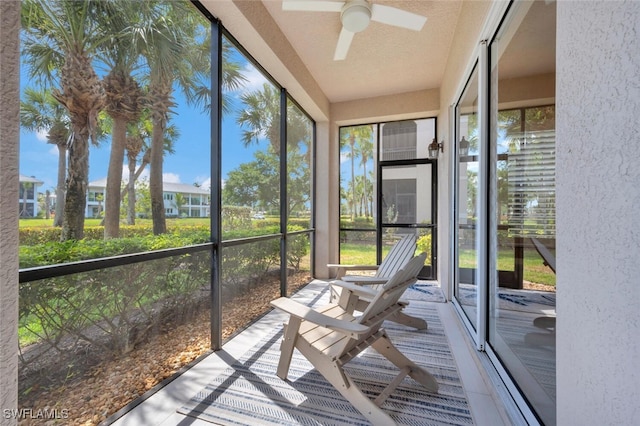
19,55,271,194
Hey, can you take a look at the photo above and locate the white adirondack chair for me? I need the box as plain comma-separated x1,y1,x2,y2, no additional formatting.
328,234,427,330
270,253,438,425
328,234,417,282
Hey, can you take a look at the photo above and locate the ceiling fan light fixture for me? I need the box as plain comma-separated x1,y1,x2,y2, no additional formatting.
341,0,372,33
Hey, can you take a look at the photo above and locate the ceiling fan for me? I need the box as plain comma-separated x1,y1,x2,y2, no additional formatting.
282,0,427,60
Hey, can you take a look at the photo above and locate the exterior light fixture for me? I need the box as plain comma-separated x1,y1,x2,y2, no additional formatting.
341,0,372,33
459,136,469,156
428,138,444,159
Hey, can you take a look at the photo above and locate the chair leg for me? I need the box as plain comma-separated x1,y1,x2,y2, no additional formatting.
303,347,396,426
276,317,301,380
371,333,438,393
390,311,428,330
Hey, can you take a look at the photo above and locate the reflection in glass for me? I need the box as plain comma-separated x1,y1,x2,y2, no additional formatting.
455,65,480,331
489,1,556,424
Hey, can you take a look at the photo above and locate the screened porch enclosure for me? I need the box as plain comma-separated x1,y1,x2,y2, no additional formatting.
17,1,313,422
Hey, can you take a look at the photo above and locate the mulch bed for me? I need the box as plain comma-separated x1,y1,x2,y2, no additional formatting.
18,272,311,425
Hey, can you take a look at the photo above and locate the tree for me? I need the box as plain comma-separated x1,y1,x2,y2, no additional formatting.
19,88,71,226
134,1,208,235
22,0,112,240
122,118,178,225
95,193,104,218
97,0,144,239
120,179,152,219
173,193,187,217
286,101,313,217
237,83,281,150
234,85,313,217
223,149,279,211
340,126,373,221
355,136,374,217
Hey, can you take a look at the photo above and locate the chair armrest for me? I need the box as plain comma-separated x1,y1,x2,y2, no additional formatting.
326,263,379,279
329,280,379,298
270,297,369,338
341,276,390,285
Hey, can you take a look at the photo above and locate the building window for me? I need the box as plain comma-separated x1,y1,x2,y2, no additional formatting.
381,120,417,161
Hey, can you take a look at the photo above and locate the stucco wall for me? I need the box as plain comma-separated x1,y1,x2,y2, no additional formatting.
0,1,20,424
556,1,640,424
331,89,440,126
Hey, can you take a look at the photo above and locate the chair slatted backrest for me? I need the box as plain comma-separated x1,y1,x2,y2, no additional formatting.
376,234,417,278
359,253,427,327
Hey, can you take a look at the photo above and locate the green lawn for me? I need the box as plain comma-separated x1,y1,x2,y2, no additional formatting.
340,242,555,286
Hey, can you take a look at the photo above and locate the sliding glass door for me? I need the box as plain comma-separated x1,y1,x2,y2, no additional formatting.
452,1,557,424
454,65,481,333
488,2,557,424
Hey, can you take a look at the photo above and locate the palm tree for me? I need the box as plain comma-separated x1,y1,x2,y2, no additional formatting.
133,1,209,235
237,83,282,150
97,0,144,239
173,193,187,217
355,136,374,218
22,0,112,240
122,118,179,225
19,88,71,227
340,126,373,221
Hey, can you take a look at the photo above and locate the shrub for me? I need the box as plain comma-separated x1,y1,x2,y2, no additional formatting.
19,227,210,268
18,224,309,358
417,232,432,260
222,206,251,230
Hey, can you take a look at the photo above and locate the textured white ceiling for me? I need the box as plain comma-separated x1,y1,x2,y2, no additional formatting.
206,1,556,109
262,0,464,103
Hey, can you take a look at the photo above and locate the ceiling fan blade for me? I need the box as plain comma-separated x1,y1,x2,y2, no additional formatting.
334,27,355,60
282,0,344,13
371,4,427,31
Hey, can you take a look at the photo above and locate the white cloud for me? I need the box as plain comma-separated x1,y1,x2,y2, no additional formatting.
239,65,270,95
48,146,59,156
36,129,48,142
162,172,181,183
196,176,211,191
121,166,150,182
340,152,350,164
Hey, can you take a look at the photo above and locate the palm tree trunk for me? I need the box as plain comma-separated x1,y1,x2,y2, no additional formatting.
350,138,356,221
126,154,137,225
104,118,127,238
62,130,89,241
150,119,166,234
363,162,369,217
54,143,66,227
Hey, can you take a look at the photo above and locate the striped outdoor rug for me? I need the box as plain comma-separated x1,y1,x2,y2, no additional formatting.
406,280,446,303
178,303,474,425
